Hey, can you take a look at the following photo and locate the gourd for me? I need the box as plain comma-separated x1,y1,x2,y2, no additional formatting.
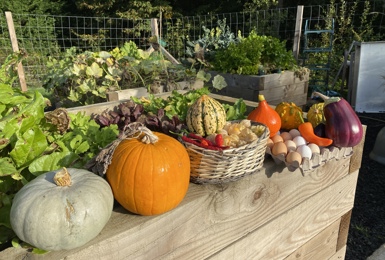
186,94,227,136
10,167,114,251
307,102,325,128
247,94,280,137
275,101,303,130
106,125,190,216
312,91,363,147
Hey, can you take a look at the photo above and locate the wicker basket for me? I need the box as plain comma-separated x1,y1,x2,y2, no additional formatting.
181,122,270,184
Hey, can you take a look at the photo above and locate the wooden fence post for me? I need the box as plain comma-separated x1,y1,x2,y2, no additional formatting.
5,11,28,92
149,18,180,64
293,5,304,61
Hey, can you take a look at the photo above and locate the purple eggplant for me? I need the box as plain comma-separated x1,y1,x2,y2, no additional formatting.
314,123,326,138
312,92,363,147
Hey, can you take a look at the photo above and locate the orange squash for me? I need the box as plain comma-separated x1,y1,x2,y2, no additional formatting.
247,95,281,137
106,127,190,216
275,102,303,130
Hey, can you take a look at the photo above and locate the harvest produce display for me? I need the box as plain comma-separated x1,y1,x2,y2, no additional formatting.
1,64,364,253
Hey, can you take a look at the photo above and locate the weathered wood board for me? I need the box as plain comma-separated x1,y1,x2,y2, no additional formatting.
208,170,358,260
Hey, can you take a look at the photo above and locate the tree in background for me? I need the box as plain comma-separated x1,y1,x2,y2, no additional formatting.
0,0,64,15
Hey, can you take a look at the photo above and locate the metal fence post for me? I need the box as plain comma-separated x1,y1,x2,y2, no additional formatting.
5,11,28,91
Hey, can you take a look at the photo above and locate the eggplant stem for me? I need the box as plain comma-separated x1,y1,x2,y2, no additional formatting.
312,91,341,106
311,91,330,101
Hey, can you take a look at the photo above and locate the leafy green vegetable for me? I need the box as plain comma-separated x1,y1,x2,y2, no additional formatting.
223,98,248,121
132,87,211,121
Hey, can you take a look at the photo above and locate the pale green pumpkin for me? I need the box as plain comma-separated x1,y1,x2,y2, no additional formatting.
10,167,114,251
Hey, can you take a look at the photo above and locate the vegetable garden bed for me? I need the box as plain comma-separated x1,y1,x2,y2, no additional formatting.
0,93,366,259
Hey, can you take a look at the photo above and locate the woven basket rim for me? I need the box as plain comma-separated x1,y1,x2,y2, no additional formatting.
182,121,269,150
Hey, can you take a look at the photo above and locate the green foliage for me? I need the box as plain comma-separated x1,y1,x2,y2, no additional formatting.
0,11,62,88
212,31,297,75
0,0,64,15
243,0,278,11
0,82,119,247
304,0,381,92
223,98,248,121
43,43,144,106
131,86,247,122
185,18,241,68
43,41,200,107
132,87,211,121
0,51,26,86
162,18,191,60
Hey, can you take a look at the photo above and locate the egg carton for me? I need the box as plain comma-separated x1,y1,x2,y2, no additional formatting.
265,145,353,175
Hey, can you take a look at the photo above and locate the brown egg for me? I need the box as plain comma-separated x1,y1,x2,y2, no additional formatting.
286,151,302,164
272,142,288,156
280,132,292,141
271,134,284,143
267,138,274,149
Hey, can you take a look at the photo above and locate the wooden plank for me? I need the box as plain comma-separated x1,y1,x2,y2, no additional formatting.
259,82,307,101
106,88,149,101
336,210,352,251
285,219,340,260
267,92,309,107
258,71,309,90
0,157,354,259
209,93,259,108
5,11,27,92
329,245,347,260
293,6,304,60
208,71,310,91
207,170,358,260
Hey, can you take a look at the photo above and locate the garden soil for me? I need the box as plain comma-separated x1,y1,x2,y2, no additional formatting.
346,112,385,260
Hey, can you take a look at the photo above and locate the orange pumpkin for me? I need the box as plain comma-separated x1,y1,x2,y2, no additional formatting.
106,128,190,216
247,94,281,137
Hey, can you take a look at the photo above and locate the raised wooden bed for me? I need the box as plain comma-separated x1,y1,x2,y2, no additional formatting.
208,71,310,107
0,93,365,260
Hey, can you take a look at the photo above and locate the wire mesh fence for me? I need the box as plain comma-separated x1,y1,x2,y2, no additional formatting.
1,1,385,89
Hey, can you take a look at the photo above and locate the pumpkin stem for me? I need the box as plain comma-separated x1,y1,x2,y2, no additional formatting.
138,126,159,144
54,167,72,187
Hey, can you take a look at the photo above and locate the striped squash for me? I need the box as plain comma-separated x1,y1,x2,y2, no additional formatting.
186,95,226,136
